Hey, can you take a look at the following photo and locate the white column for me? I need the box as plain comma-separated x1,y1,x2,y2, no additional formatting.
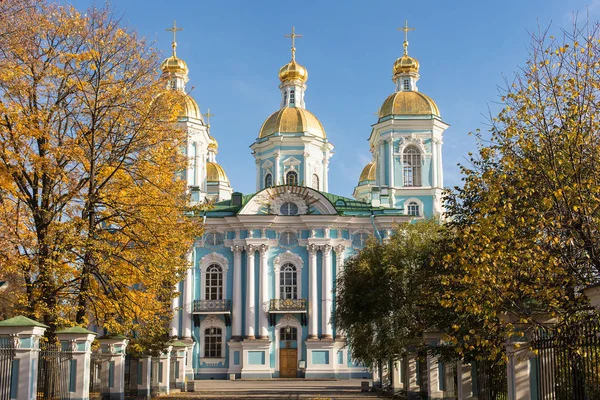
378,141,385,185
307,244,319,339
245,245,257,339
388,137,395,187
232,245,243,339
169,283,179,337
182,250,193,338
322,153,329,192
303,151,309,187
258,244,270,339
321,244,333,339
334,244,346,339
186,141,194,185
431,138,438,188
255,158,261,191
274,152,281,185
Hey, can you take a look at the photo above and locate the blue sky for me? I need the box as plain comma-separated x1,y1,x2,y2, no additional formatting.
63,0,598,197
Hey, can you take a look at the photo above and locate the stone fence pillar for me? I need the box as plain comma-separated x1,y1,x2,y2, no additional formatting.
136,356,151,398
169,341,188,391
97,334,129,400
151,345,172,395
56,326,97,400
506,340,535,400
0,316,47,400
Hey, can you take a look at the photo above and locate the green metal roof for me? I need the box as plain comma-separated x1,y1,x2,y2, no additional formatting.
100,333,128,340
167,340,189,348
56,326,97,335
0,315,48,328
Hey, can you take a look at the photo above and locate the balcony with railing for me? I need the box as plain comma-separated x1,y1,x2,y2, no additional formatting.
193,299,231,314
269,298,307,326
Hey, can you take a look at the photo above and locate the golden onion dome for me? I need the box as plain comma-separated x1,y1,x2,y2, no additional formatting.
378,91,440,118
206,161,230,184
279,59,308,83
258,107,325,139
172,92,201,120
358,161,376,183
393,54,419,75
161,54,188,75
208,135,218,152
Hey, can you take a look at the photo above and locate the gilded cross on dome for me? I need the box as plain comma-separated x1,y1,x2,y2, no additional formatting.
203,108,214,127
397,20,415,56
284,26,303,60
166,20,183,56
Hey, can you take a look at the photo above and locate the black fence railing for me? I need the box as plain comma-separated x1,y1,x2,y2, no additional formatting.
193,299,231,313
533,319,600,400
473,359,508,400
0,339,15,400
269,298,307,312
37,341,72,400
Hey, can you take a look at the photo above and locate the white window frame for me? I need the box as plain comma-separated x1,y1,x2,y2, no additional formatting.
199,253,229,301
273,251,304,300
404,198,424,218
199,315,226,365
311,173,319,191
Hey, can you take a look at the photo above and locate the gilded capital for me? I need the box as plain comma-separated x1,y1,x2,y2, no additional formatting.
307,243,319,255
321,244,332,254
231,245,243,255
246,244,257,255
259,244,269,255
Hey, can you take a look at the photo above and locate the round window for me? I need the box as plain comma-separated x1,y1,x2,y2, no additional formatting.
280,202,299,216
352,232,369,248
205,232,224,247
279,231,298,247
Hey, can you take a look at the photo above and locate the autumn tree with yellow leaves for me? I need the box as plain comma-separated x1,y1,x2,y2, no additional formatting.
441,21,600,358
0,0,203,344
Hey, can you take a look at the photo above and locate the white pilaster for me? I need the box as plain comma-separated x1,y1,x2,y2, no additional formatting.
388,136,395,187
255,158,261,191
232,245,243,339
303,152,309,187
437,140,444,187
275,152,281,185
378,141,385,185
246,245,257,339
308,244,319,339
258,244,270,339
182,250,193,338
323,154,329,192
169,283,179,337
334,244,346,339
321,244,333,339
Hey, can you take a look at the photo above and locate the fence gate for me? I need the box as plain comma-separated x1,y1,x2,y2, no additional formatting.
89,352,107,400
37,341,72,400
0,339,15,400
533,319,600,400
474,359,508,400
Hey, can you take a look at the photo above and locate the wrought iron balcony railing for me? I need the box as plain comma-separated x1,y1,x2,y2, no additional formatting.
193,299,231,313
269,298,307,313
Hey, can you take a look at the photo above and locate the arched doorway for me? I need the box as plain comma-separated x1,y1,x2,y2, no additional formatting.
279,326,298,378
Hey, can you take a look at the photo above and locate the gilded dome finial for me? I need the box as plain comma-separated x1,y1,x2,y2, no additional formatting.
284,26,302,61
203,108,214,130
166,20,183,57
397,20,415,56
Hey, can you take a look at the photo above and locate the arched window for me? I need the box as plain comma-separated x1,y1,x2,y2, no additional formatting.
280,202,299,216
280,263,297,299
312,174,319,190
204,327,222,358
265,173,273,188
289,90,295,105
407,202,420,216
403,146,422,187
403,79,410,91
205,264,223,300
283,91,288,106
286,171,298,186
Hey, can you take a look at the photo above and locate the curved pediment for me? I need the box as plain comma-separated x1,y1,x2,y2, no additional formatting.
239,185,338,216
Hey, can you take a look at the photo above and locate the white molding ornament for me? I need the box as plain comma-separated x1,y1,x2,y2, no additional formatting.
270,192,308,216
395,134,428,156
273,251,304,273
199,253,229,273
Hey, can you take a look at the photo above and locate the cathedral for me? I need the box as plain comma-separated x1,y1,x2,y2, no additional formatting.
164,23,448,380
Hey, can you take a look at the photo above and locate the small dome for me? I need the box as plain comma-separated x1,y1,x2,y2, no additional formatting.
279,59,308,83
378,91,440,118
358,161,376,184
161,55,188,75
208,135,218,152
206,161,230,184
155,90,202,120
259,107,326,139
393,55,419,75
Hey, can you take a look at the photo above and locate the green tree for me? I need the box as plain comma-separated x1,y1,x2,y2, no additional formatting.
441,21,600,358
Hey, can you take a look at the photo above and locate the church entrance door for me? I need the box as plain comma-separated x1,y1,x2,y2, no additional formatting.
279,348,297,378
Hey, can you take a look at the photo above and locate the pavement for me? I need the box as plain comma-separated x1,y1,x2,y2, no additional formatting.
164,379,387,399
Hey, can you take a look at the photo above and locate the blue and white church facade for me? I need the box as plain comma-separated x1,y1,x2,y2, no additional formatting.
164,27,449,380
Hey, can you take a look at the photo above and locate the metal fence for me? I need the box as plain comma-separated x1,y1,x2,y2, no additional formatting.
89,352,107,400
473,359,508,400
0,339,15,400
533,319,600,400
37,341,72,400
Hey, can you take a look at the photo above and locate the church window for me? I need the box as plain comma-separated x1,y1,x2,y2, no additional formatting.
280,263,298,299
312,174,319,190
205,232,224,247
280,326,297,341
352,232,369,248
205,264,223,300
286,171,298,186
290,90,296,105
403,79,410,91
403,146,422,187
279,231,298,247
407,202,420,216
283,91,288,106
265,173,273,188
280,202,299,216
204,327,222,358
